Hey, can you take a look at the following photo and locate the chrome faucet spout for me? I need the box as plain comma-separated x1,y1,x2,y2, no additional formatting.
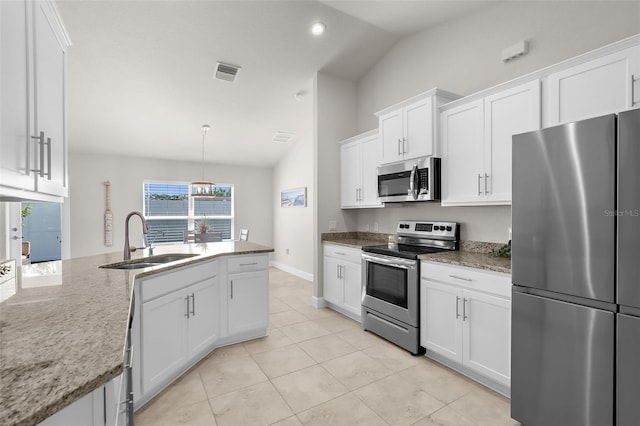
124,211,149,260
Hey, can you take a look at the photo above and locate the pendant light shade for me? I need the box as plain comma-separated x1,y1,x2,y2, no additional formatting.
191,124,216,197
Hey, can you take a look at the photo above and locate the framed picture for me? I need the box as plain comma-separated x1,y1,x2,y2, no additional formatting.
281,187,306,207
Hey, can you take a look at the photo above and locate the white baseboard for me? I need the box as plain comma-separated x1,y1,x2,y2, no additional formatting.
311,296,327,308
270,261,314,282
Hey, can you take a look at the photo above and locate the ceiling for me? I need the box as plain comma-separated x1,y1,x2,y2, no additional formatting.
57,0,498,167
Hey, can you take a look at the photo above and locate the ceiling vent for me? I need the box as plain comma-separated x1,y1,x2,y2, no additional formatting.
273,132,296,143
214,62,241,82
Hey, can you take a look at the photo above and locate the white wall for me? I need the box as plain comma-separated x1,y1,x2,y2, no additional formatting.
314,72,358,297
272,83,314,279
66,152,273,258
353,0,640,242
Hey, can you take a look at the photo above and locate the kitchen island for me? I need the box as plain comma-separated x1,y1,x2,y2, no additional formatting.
0,241,273,426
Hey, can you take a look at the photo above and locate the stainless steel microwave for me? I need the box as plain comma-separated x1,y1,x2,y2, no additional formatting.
377,157,441,202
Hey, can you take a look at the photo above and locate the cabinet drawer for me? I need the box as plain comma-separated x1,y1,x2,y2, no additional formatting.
421,261,511,298
140,260,219,302
227,255,268,273
323,244,362,264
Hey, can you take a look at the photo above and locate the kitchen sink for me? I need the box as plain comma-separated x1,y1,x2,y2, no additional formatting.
100,253,198,270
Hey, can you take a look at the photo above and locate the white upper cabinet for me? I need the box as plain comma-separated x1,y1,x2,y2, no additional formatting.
441,80,541,206
376,89,460,165
0,0,70,201
339,130,383,209
544,45,640,126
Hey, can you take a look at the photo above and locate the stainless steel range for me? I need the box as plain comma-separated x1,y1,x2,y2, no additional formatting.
361,221,459,354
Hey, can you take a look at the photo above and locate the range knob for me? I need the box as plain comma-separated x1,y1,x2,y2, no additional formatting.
434,226,440,231
446,226,452,231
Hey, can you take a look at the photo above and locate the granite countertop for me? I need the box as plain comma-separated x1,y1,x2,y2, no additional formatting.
322,232,511,274
0,241,273,426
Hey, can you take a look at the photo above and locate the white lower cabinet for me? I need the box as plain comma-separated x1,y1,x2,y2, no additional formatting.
228,270,269,335
420,261,511,394
322,243,362,321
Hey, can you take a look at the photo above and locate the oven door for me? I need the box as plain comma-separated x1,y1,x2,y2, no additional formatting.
361,253,418,326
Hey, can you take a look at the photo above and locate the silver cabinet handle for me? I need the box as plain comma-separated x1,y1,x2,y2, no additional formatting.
230,280,234,299
239,262,258,266
455,296,460,319
484,173,489,195
190,293,195,316
449,274,472,282
31,132,44,177
402,137,407,154
477,174,482,195
335,252,346,256
340,265,344,279
463,298,468,321
632,74,637,106
45,137,52,180
185,296,190,318
355,187,359,201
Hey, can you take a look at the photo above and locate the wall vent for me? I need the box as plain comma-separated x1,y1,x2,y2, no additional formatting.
273,132,296,143
214,62,241,82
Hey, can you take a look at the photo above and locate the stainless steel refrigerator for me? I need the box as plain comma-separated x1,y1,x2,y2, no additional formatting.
511,108,640,426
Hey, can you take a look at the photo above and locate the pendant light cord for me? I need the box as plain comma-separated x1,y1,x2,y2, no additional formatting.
201,124,210,181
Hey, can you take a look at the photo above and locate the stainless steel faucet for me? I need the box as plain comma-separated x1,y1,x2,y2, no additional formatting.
124,211,149,260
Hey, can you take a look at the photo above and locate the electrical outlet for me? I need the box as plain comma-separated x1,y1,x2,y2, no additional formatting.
374,222,379,232
286,248,289,255
508,227,512,240
364,223,370,232
328,220,337,231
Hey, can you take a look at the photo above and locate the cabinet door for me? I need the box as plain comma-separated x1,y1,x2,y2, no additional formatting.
32,0,68,197
141,289,188,394
545,46,640,126
0,0,36,192
359,135,382,207
323,256,343,306
484,80,541,204
420,280,463,363
403,97,433,160
379,109,404,164
441,99,484,206
228,270,269,335
342,260,362,318
187,277,220,359
340,141,361,208
462,289,511,386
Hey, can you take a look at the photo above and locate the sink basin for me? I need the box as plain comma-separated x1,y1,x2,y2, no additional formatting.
100,253,198,270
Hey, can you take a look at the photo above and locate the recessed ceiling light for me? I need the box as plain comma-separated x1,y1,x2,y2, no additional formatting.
310,22,326,36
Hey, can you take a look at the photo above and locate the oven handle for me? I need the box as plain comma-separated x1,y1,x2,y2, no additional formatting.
362,253,417,269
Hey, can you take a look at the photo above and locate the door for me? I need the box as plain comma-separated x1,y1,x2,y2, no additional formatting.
340,142,360,208
342,260,362,317
228,270,269,335
22,201,61,262
617,313,640,426
512,114,616,302
545,46,640,126
32,0,68,197
379,109,403,164
403,97,433,160
511,291,614,426
187,277,220,359
359,135,381,207
0,0,35,192
141,290,188,393
617,108,640,309
441,99,484,205
420,280,462,362
323,257,343,306
462,289,510,386
483,80,541,203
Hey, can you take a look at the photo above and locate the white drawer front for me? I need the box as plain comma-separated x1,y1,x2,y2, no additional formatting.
323,243,362,264
140,260,219,302
421,261,511,298
227,255,269,273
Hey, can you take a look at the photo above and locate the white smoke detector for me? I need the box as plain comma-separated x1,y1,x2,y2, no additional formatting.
273,132,296,143
214,62,241,82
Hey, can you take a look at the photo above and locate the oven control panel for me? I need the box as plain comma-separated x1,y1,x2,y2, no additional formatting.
397,221,458,239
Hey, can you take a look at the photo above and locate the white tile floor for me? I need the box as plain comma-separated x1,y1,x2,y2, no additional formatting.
134,268,518,426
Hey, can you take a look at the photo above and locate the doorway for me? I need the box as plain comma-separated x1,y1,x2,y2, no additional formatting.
22,202,62,262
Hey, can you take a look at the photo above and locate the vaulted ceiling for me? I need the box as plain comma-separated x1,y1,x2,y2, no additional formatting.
58,1,498,167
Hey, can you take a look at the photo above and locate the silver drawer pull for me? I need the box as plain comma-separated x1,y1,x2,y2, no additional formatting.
449,274,472,282
335,252,346,256
239,262,258,266
455,296,460,319
463,298,468,321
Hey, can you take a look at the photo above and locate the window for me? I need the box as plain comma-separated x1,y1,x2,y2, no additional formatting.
143,181,234,243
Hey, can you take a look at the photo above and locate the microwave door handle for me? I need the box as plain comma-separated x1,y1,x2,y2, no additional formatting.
409,164,419,200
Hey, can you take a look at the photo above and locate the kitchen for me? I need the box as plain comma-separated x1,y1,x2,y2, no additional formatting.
1,1,639,425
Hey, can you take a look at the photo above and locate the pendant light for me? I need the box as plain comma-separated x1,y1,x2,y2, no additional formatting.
191,124,216,197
